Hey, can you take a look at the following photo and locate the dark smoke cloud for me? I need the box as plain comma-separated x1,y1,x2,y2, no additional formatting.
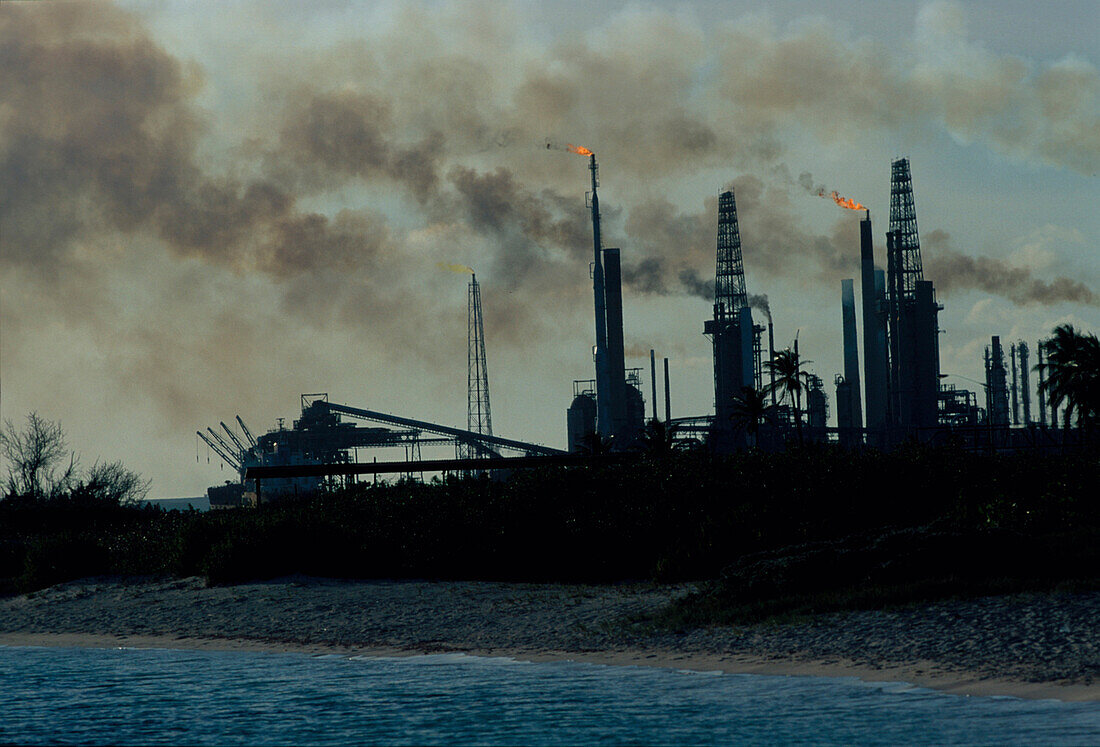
923,231,1097,306
797,172,827,195
0,2,197,273
666,269,771,324
270,89,445,201
0,2,394,284
3,1,1096,416
444,165,593,287
678,268,714,300
747,293,772,321
731,175,860,279
0,2,439,429
618,177,861,297
621,258,669,295
3,0,1096,495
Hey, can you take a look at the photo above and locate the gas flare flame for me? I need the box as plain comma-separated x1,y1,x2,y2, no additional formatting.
817,189,866,211
437,262,474,275
545,140,595,157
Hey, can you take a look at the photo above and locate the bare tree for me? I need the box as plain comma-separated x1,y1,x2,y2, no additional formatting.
1,413,150,503
79,460,151,505
1,412,76,498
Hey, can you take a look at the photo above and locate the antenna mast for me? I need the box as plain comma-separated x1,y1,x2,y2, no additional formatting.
467,273,493,452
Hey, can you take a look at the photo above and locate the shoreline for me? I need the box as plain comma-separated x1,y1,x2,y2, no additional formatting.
2,577,1097,703
2,631,1095,702
4,629,1095,699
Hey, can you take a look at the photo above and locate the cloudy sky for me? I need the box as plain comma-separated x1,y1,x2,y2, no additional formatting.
2,0,1098,497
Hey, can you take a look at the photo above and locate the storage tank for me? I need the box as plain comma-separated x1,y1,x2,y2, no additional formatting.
567,390,597,452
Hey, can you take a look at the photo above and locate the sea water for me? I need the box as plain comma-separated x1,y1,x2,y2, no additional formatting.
0,645,1097,745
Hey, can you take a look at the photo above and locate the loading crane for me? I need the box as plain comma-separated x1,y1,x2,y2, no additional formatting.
220,421,248,456
206,427,240,464
197,430,241,470
236,415,258,448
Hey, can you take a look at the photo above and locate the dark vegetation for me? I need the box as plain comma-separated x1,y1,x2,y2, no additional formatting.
2,324,1097,620
2,445,1097,622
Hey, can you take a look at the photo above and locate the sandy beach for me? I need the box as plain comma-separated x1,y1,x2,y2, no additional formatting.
1,577,1097,702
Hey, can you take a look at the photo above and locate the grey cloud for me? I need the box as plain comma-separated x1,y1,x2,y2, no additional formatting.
923,231,1097,306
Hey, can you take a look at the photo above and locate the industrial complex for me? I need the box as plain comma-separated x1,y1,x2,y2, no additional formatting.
201,152,1080,507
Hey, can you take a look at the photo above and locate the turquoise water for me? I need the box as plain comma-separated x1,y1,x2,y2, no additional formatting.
0,645,1097,745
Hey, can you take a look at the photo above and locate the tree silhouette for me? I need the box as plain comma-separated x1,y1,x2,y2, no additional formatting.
764,348,814,443
1,412,149,503
1,412,75,499
579,430,613,456
729,386,774,448
641,419,677,456
1038,324,1100,436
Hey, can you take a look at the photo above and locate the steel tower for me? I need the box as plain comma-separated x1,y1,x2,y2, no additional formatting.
713,191,748,321
705,189,755,441
888,158,924,300
466,273,492,455
886,158,940,434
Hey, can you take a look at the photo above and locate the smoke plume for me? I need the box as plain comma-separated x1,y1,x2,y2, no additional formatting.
1,1,1096,493
748,294,772,321
923,231,1097,306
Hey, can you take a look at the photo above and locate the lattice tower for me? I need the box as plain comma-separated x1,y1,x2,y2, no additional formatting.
888,158,924,300
714,190,748,321
467,274,492,439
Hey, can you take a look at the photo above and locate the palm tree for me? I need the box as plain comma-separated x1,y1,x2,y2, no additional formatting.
728,386,774,448
1037,324,1100,436
641,419,677,456
764,347,814,443
579,430,613,456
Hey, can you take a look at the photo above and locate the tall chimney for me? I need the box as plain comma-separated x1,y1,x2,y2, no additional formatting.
650,349,658,422
1010,342,1020,426
1037,343,1047,426
739,306,756,391
602,248,628,439
841,278,863,430
1018,341,1031,425
664,358,671,423
768,322,776,406
587,154,612,438
860,211,888,443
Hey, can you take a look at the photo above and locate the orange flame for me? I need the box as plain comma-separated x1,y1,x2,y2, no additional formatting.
817,189,866,211
437,262,474,275
567,143,594,157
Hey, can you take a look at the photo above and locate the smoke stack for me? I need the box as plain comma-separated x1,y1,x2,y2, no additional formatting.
1037,343,1047,426
602,247,628,439
650,350,658,421
860,212,888,443
768,322,776,406
1018,341,1031,426
1010,342,1019,426
739,306,755,391
986,336,1010,426
587,154,612,438
664,357,671,423
841,279,863,430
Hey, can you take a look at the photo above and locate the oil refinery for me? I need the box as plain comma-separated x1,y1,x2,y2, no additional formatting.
201,153,1082,506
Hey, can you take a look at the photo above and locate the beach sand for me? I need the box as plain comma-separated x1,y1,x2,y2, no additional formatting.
1,577,1096,702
